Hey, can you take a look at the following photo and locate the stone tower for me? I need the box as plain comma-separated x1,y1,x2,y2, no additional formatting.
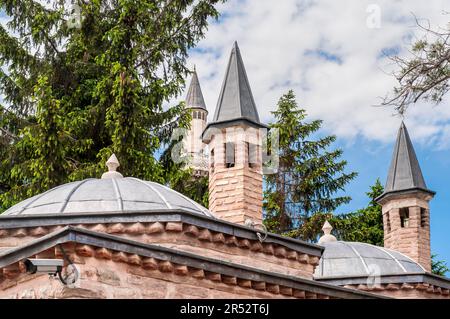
376,122,435,272
202,42,267,225
184,68,208,176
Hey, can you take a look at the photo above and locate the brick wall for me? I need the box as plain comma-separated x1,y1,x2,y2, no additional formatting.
0,222,320,281
382,195,431,272
207,125,263,225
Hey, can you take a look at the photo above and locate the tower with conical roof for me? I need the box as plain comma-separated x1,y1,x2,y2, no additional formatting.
203,42,267,225
184,67,208,176
376,122,435,271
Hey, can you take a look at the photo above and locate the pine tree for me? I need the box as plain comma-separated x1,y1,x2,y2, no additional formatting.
264,90,357,236
288,179,383,244
431,254,449,277
0,0,222,210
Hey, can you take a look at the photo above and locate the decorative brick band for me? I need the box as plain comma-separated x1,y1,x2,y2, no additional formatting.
344,283,450,299
0,222,321,269
0,227,379,299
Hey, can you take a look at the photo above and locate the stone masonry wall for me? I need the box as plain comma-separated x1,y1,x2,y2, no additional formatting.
347,283,450,299
382,196,431,272
0,245,321,299
208,125,263,225
0,222,320,280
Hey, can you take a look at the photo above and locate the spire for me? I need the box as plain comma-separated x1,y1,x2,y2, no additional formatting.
185,68,206,110
318,220,337,244
101,154,124,179
212,41,262,125
377,122,434,201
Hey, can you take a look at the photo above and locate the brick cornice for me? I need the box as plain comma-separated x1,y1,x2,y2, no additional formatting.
0,226,380,299
0,210,324,257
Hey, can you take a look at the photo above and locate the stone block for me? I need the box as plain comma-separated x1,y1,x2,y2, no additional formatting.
96,268,121,286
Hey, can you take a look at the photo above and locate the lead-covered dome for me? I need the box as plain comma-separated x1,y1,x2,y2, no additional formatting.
3,177,213,217
314,241,426,279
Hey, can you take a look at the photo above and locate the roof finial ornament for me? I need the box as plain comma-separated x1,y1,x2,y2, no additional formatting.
318,220,337,244
101,153,124,179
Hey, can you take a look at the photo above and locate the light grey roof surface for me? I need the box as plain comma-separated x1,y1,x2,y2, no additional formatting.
212,41,261,125
383,122,431,194
185,69,207,110
2,177,213,217
314,241,426,279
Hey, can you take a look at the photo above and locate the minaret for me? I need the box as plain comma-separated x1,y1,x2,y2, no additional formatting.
376,122,435,272
202,41,267,225
184,67,208,176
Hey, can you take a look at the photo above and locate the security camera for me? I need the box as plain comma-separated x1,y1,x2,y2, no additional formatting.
24,258,64,275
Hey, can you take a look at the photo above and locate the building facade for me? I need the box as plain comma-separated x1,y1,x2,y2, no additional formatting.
0,42,449,299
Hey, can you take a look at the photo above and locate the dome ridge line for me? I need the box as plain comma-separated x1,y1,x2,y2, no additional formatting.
2,177,214,217
59,179,95,214
111,178,124,211
128,178,173,209
370,244,407,273
156,182,213,217
17,182,73,215
383,246,427,272
341,241,370,276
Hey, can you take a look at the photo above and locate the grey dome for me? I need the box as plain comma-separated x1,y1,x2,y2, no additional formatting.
314,241,426,279
3,177,214,217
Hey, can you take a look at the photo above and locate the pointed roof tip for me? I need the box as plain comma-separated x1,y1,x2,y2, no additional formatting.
377,121,434,201
319,220,337,244
322,220,333,233
102,153,124,179
185,67,207,110
209,41,264,127
106,154,120,168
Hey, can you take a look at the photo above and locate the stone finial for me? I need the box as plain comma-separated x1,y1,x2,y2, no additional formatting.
101,154,124,179
318,220,337,244
106,154,120,171
322,220,332,235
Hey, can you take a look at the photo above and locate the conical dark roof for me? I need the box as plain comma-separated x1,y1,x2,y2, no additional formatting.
185,68,207,110
377,122,434,201
211,41,262,125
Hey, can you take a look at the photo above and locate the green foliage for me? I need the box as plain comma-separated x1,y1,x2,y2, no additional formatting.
431,254,449,277
263,90,358,236
0,0,223,211
286,179,384,244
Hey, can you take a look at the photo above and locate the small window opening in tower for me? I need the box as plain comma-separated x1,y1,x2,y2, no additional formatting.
420,207,427,227
400,207,409,228
386,213,391,233
225,142,235,168
210,148,215,173
247,142,256,168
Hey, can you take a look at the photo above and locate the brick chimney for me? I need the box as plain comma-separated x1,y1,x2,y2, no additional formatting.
203,42,267,225
376,122,435,272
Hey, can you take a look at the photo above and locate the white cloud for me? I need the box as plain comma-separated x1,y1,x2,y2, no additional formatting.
183,0,450,146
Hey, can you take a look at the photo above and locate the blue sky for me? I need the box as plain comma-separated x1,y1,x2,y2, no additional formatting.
183,0,450,273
